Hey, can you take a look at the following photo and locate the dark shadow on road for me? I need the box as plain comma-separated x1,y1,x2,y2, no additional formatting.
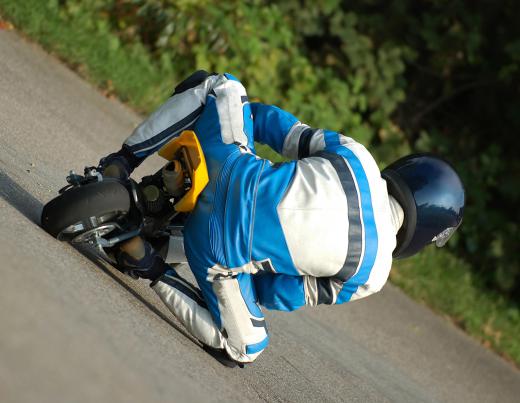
0,169,43,224
76,245,202,346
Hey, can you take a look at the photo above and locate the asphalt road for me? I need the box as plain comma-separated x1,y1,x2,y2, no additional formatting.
1,30,519,403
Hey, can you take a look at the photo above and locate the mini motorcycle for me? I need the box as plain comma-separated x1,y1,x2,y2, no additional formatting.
41,130,208,265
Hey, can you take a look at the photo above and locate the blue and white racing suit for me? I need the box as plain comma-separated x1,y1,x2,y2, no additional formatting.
121,72,398,363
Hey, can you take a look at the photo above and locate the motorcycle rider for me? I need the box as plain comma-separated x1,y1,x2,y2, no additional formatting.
99,71,465,365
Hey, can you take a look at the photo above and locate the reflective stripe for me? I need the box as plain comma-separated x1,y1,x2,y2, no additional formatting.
160,273,208,309
298,127,314,159
250,318,266,328
314,151,362,283
303,276,319,306
245,335,269,354
325,137,379,304
172,70,214,96
129,105,204,154
317,278,335,304
257,259,276,273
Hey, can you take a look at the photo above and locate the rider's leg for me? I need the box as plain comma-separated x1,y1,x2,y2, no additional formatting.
179,203,269,364
152,73,268,363
114,236,229,353
114,233,265,363
151,269,227,350
115,233,187,266
185,264,269,364
152,264,268,365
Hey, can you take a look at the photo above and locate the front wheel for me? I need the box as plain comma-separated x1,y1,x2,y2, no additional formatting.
41,179,131,241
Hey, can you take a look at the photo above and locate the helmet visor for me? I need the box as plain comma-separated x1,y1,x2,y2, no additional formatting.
432,221,461,247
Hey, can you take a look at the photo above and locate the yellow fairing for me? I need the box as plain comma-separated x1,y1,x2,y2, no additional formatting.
158,130,209,212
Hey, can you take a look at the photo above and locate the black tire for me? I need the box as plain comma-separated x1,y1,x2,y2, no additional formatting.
41,180,131,238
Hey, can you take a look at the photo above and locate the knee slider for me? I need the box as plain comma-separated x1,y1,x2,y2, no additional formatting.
223,332,269,364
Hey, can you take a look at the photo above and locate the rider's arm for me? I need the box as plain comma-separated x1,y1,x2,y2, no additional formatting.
254,272,342,311
255,272,344,311
101,71,219,174
255,271,388,311
250,102,336,160
124,71,219,161
253,272,306,311
249,103,298,157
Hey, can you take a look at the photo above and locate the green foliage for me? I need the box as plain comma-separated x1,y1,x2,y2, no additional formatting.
43,0,412,149
392,248,520,365
365,1,520,295
0,0,172,111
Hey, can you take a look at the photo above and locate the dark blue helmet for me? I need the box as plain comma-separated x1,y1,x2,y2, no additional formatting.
381,154,465,259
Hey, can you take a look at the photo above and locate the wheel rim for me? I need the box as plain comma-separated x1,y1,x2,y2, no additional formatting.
70,224,118,244
56,212,120,241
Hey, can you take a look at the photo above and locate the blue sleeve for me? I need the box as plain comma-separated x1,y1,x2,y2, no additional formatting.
253,272,306,312
251,103,342,160
250,103,299,155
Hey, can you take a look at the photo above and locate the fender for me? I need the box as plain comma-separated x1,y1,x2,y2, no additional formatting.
159,130,209,212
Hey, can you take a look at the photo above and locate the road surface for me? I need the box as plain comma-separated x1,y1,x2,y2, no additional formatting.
1,30,519,402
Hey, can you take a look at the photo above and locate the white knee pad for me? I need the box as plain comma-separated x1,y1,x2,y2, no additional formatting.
211,276,269,363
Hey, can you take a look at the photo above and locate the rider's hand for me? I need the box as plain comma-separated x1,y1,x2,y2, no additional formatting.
114,237,169,281
98,146,143,180
98,152,131,180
